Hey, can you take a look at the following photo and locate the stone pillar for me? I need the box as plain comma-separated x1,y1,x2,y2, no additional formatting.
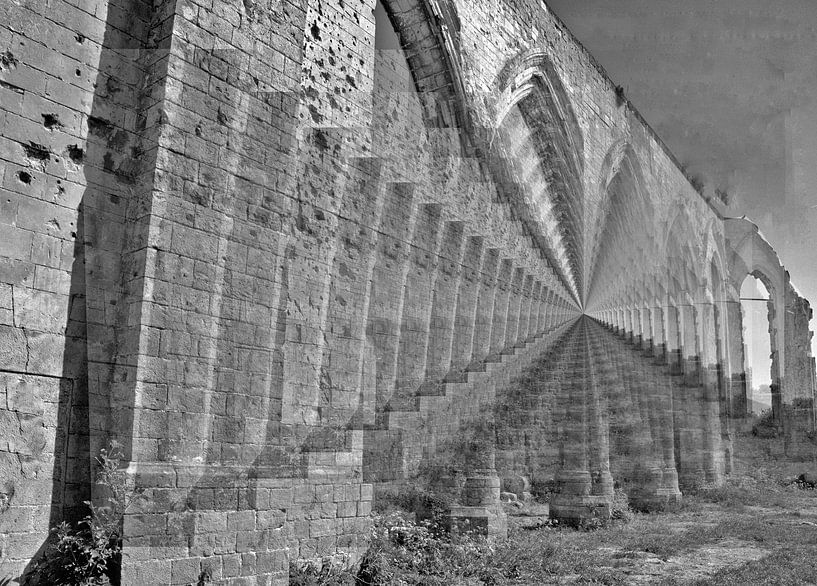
470,249,500,366
449,420,507,538
539,289,552,332
362,183,418,479
529,281,542,337
503,268,524,349
724,300,748,418
655,372,682,508
449,236,485,377
782,283,816,456
550,323,610,525
696,302,724,483
626,308,636,343
640,306,653,352
665,305,682,374
652,305,666,361
393,204,444,404
676,304,705,489
587,358,615,505
712,302,734,474
489,259,513,356
422,221,466,392
518,275,534,343
318,158,384,425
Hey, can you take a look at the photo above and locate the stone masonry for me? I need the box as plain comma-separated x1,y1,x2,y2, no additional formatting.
0,0,815,584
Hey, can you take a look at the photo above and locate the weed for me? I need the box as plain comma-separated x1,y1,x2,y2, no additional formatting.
610,488,633,521
289,555,356,585
32,442,143,585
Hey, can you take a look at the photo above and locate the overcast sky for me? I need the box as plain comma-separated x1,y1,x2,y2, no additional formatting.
547,0,817,379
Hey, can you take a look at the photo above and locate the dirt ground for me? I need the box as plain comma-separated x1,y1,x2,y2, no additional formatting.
504,432,817,585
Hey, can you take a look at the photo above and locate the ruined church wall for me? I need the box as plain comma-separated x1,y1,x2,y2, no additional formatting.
0,0,168,575
0,0,799,583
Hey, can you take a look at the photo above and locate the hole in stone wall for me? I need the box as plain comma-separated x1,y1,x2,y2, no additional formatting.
0,51,17,71
42,113,63,130
67,145,84,164
23,142,51,161
17,170,32,184
740,275,773,415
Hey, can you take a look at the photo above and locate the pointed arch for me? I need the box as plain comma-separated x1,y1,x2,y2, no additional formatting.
490,48,586,304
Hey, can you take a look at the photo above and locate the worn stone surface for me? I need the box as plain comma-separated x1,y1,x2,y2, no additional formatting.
0,0,814,583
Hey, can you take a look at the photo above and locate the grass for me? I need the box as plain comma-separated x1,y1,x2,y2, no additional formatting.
293,430,817,584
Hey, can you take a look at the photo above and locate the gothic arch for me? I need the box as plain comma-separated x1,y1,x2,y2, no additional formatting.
379,0,467,132
586,144,653,310
492,48,586,303
725,218,787,418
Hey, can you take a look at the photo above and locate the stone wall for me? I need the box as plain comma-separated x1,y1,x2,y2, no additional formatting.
1,0,160,576
0,0,813,584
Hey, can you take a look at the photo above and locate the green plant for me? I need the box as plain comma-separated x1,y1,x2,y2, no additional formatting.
33,441,142,585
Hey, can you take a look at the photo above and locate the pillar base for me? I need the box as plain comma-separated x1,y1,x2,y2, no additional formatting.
449,504,507,538
549,495,612,527
631,469,682,512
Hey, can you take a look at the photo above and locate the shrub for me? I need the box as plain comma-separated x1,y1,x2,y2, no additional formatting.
610,489,633,522
32,442,142,586
530,477,559,503
751,408,778,438
289,556,356,585
373,483,454,526
356,511,495,585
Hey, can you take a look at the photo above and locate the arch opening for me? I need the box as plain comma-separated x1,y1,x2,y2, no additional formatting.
740,274,774,415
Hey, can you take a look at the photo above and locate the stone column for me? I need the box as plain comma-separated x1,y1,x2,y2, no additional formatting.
665,305,682,374
782,283,817,457
518,275,534,343
489,259,513,357
724,300,748,418
503,268,524,349
393,204,444,404
449,418,507,538
626,308,636,343
640,306,653,353
362,183,418,480
712,302,734,474
422,221,466,392
652,305,666,362
587,354,615,506
539,289,551,332
470,249,499,366
696,302,724,483
550,322,610,526
676,303,705,489
318,158,384,425
529,281,542,338
449,236,485,377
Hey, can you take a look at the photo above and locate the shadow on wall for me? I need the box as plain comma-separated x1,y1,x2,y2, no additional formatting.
19,0,155,581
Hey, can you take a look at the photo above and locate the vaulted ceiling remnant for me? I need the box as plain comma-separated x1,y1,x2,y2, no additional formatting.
495,51,586,304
